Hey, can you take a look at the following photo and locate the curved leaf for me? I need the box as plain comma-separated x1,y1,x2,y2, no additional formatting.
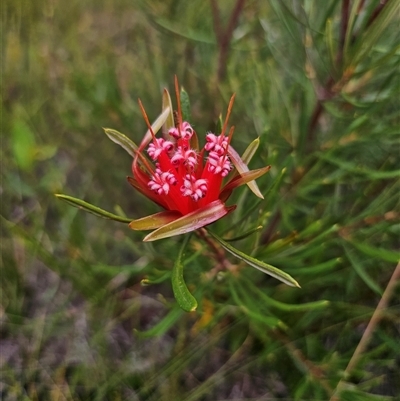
241,137,260,164
171,235,197,312
228,145,264,198
129,210,182,231
144,200,236,241
55,194,132,223
103,128,138,157
162,89,175,135
224,225,263,242
242,276,328,311
180,87,191,122
134,307,183,338
220,165,271,201
207,230,300,288
140,106,171,149
351,0,400,66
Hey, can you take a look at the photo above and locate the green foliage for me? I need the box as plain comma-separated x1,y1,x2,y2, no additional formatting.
2,0,399,400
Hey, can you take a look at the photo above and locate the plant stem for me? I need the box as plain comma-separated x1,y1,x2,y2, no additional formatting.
329,262,400,401
197,228,231,274
210,0,246,83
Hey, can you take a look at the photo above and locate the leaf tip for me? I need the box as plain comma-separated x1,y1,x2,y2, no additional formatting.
143,233,154,242
293,280,301,288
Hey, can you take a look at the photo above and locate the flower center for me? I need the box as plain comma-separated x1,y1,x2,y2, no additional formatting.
146,121,232,214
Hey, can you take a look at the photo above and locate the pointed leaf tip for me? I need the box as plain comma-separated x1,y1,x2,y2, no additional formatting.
207,230,300,287
103,128,138,158
242,137,260,164
228,145,265,198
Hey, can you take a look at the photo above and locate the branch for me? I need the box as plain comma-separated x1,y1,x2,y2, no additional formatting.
210,0,246,83
329,262,400,400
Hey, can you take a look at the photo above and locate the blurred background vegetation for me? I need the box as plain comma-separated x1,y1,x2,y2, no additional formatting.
2,0,399,400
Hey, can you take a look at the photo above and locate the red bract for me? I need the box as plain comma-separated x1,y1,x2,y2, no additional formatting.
127,77,270,241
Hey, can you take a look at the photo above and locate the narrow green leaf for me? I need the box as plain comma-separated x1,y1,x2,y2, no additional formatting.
241,137,260,165
207,230,300,288
325,18,336,74
129,211,181,231
318,153,400,179
224,225,263,242
263,167,287,200
351,0,400,66
344,115,369,135
242,276,329,311
180,87,191,122
228,279,282,328
262,232,297,254
297,220,323,238
343,243,382,295
343,0,362,66
349,240,400,263
103,128,138,157
143,200,235,242
141,272,171,285
357,44,400,75
55,194,132,223
162,89,175,134
134,307,183,338
285,258,341,276
171,235,197,312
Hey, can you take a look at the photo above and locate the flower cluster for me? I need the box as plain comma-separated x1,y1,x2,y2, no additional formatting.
56,77,300,292
125,77,270,241
144,119,233,215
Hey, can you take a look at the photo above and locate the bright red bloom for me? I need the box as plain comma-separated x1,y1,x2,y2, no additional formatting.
124,77,270,241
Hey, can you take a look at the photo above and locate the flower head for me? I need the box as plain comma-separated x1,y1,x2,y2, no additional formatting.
125,77,270,241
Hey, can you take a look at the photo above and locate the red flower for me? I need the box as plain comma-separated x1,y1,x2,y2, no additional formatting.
122,77,270,241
